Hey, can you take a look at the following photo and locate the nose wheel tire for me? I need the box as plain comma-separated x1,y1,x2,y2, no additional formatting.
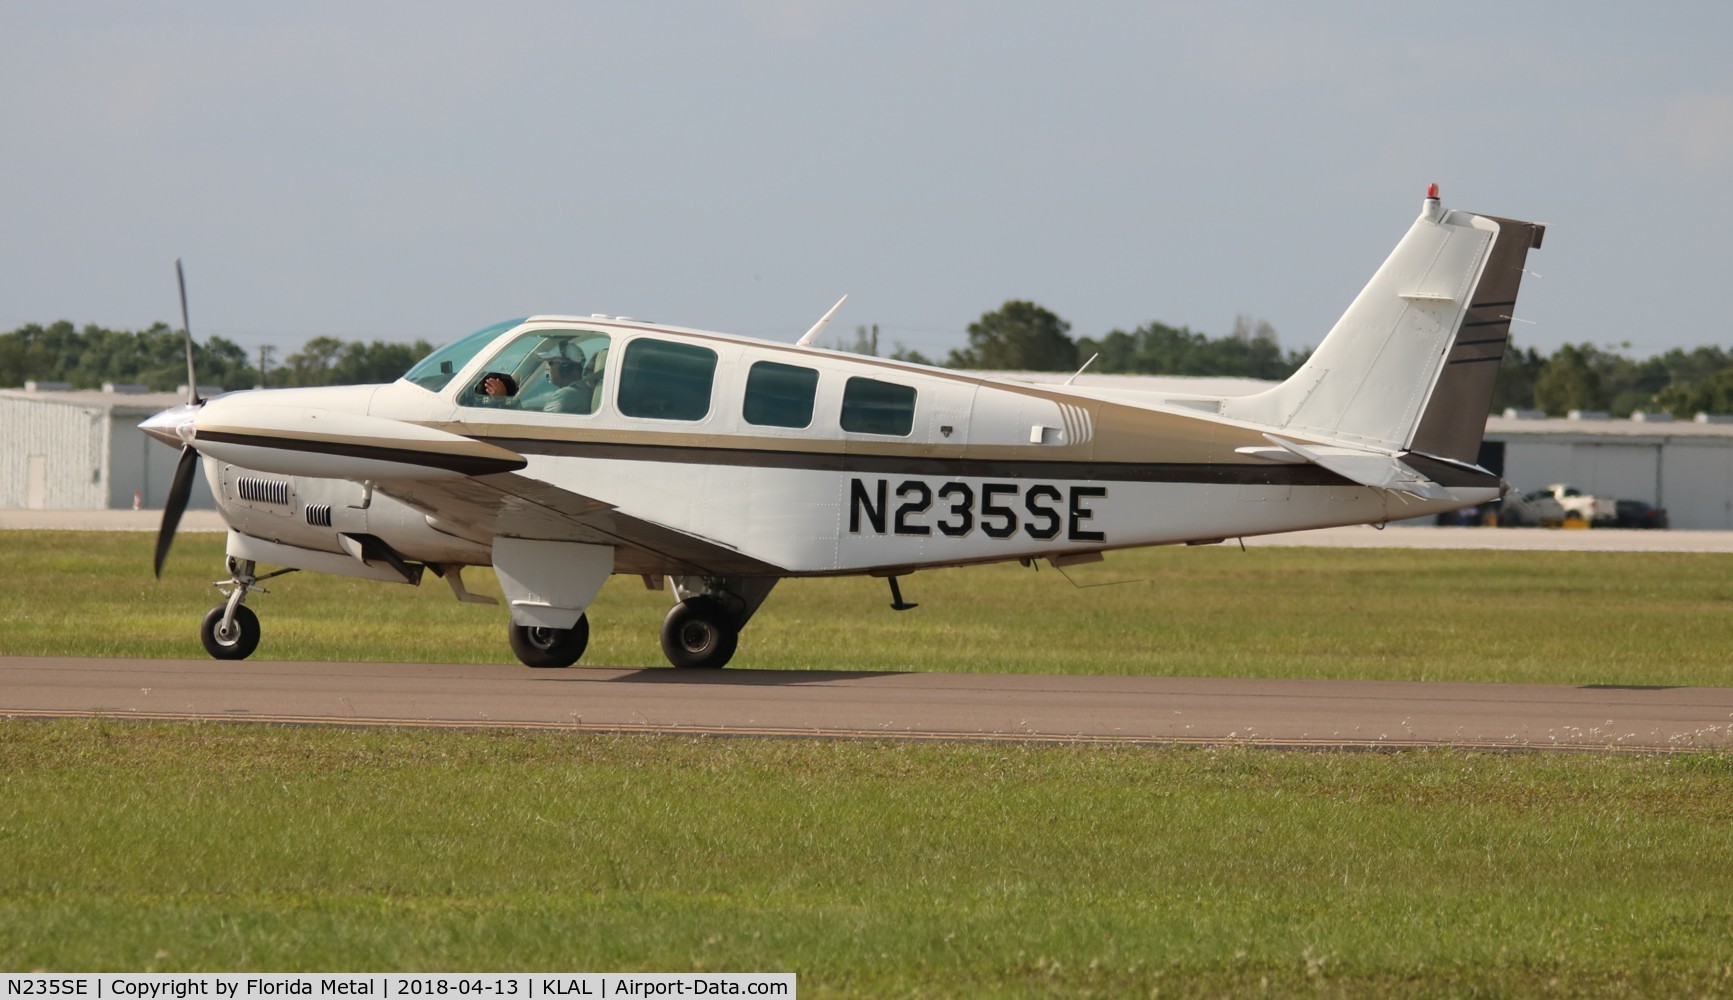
509,615,589,668
660,597,738,669
200,604,261,660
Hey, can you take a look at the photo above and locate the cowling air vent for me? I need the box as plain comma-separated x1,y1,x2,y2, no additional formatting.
304,503,334,527
236,476,292,506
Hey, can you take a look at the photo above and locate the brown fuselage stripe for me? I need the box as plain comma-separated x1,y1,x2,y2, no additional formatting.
195,430,1502,492
482,436,1503,490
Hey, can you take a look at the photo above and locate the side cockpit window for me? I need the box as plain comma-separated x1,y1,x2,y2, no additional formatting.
841,377,916,436
460,330,612,415
618,339,718,421
743,361,818,428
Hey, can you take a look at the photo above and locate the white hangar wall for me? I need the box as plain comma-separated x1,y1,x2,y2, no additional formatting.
1660,441,1733,530
1487,417,1733,530
0,389,215,511
0,393,109,509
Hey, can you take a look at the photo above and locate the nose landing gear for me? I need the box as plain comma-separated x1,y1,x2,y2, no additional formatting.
197,557,295,661
200,603,260,660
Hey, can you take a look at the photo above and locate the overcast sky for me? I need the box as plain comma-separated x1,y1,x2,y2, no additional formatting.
5,2,1730,365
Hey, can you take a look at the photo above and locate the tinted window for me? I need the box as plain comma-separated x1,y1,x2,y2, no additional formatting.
402,318,525,392
743,361,819,428
841,377,916,436
618,338,718,421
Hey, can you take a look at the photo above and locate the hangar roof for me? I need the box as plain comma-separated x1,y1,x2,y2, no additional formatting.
1484,414,1733,440
0,387,217,414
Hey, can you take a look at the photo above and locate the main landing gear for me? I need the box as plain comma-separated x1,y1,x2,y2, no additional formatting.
503,591,759,671
508,615,590,669
501,578,770,671
659,597,738,669
654,577,775,671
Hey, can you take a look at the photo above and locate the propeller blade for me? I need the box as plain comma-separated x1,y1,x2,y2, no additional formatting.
154,446,200,578
176,259,199,406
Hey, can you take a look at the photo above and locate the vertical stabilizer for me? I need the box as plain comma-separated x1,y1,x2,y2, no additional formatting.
1221,187,1543,463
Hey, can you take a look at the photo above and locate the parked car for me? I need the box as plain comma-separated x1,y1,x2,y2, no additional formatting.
1498,484,1617,527
1434,502,1495,526
1613,498,1669,529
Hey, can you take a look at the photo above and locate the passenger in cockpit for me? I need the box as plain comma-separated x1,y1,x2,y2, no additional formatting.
538,342,595,414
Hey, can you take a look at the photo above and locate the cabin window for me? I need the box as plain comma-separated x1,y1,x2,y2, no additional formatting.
743,361,819,428
841,377,917,436
617,338,718,421
458,329,612,415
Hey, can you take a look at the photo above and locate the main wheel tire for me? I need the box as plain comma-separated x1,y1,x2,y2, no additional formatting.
200,604,261,661
659,598,739,669
509,615,589,668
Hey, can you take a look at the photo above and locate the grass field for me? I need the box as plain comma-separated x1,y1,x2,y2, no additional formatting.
4,530,1732,685
6,530,1733,994
4,722,1733,996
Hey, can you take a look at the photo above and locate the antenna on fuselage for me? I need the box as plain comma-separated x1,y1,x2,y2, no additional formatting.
795,294,849,347
1063,352,1099,386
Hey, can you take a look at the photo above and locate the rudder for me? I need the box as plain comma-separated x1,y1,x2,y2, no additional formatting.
1408,212,1545,462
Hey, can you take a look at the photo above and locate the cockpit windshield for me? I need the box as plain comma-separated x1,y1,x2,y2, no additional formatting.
400,318,526,392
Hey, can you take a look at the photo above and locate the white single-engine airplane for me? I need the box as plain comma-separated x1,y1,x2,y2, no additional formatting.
144,186,1542,669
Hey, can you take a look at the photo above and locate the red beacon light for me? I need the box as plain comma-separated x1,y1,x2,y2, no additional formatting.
1421,182,1444,222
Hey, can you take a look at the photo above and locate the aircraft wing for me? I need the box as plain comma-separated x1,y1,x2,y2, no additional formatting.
373,472,788,578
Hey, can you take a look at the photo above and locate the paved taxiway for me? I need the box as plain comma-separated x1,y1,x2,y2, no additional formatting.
4,657,1729,751
6,511,1731,751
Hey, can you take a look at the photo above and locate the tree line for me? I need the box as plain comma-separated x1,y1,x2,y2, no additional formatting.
860,300,1733,418
829,305,1306,380
9,310,1733,418
0,321,432,392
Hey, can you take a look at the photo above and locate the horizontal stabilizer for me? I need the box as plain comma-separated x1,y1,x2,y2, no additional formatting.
1242,434,1455,501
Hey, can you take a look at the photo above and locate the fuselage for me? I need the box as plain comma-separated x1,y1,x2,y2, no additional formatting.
167,314,1498,582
